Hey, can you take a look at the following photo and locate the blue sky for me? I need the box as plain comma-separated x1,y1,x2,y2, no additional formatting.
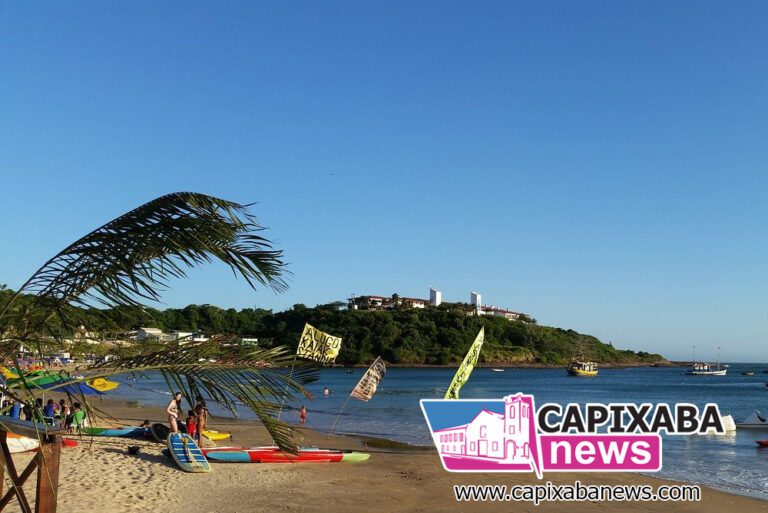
1,2,767,361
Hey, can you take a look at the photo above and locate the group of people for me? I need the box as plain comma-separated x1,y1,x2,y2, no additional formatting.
1,396,87,432
166,392,208,446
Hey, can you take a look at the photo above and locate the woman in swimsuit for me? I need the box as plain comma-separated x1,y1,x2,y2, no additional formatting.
166,392,183,433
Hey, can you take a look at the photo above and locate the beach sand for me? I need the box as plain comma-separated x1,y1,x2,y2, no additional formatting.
3,399,766,513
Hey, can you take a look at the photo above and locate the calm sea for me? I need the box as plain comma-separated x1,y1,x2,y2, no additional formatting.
107,364,768,498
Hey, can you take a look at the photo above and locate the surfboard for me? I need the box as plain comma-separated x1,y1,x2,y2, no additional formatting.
6,434,40,454
167,432,211,473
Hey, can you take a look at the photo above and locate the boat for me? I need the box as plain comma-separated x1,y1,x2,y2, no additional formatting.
167,432,211,473
685,362,727,376
756,440,768,447
201,446,370,463
566,359,598,377
736,411,768,429
742,371,755,376
490,368,504,372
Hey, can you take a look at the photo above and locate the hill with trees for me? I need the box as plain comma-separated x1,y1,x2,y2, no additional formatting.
46,299,667,367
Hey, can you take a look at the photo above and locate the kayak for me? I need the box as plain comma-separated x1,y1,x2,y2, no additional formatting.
201,446,370,463
202,430,231,441
151,423,170,443
81,427,149,438
756,440,768,447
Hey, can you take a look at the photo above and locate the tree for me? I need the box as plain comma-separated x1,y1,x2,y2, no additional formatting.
0,192,314,450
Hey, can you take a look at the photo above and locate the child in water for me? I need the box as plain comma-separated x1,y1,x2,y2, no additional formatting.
299,405,307,426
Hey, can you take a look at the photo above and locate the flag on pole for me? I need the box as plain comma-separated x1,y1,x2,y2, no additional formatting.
444,327,485,399
296,323,342,364
350,357,387,402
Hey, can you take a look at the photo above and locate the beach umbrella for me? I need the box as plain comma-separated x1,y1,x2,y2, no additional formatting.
38,380,104,396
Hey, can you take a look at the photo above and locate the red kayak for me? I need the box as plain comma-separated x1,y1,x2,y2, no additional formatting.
756,440,768,447
201,446,369,463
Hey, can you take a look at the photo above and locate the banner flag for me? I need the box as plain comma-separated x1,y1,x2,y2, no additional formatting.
444,327,485,400
350,357,387,402
295,323,342,364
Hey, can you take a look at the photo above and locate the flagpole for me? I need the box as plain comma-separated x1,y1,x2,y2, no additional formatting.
328,392,353,437
276,353,298,422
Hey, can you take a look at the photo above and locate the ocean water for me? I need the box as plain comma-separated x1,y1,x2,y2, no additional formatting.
107,364,768,498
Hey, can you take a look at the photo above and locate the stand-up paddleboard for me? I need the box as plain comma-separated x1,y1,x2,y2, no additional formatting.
151,423,170,443
202,446,370,463
6,434,40,454
167,432,211,473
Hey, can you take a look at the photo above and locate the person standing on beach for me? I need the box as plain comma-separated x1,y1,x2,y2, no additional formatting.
166,392,183,433
193,397,208,447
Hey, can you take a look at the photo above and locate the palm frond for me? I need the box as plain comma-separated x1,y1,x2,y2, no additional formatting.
87,339,317,449
1,192,287,330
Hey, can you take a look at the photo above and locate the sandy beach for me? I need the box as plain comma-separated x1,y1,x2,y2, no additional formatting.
2,398,765,513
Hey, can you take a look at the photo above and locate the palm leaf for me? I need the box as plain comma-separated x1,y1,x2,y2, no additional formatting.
1,192,286,334
0,192,313,451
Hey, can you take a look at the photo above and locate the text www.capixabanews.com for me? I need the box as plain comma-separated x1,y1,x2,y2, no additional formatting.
454,481,701,506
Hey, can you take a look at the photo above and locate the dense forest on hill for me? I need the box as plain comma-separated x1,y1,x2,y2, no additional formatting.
43,298,664,366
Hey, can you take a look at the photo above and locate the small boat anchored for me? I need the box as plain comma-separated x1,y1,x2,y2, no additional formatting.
685,362,727,376
685,345,727,376
490,368,504,372
566,359,598,377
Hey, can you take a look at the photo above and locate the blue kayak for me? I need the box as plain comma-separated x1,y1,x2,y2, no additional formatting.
80,427,149,438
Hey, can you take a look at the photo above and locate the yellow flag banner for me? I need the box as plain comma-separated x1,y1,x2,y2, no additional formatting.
444,327,485,399
296,323,342,364
350,357,387,402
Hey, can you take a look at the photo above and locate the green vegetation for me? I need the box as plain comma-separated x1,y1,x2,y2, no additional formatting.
28,300,665,366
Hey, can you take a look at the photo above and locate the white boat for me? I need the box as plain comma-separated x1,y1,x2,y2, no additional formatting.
490,368,504,372
685,362,727,376
736,410,768,429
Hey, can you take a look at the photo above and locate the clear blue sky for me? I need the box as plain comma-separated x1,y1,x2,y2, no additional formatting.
1,2,767,361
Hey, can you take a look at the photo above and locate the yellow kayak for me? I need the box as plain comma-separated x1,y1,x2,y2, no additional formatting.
203,430,232,441
87,377,120,392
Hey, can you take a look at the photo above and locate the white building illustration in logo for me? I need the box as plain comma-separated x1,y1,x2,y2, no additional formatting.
433,394,535,465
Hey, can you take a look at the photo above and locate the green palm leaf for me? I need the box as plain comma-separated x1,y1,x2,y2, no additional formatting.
0,192,310,451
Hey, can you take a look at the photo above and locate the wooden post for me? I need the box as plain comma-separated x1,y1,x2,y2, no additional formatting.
34,436,60,513
0,418,67,513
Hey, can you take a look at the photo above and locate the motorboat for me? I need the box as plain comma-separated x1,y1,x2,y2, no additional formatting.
685,362,727,376
491,368,504,372
736,410,768,429
742,371,755,376
756,440,768,447
566,359,598,377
